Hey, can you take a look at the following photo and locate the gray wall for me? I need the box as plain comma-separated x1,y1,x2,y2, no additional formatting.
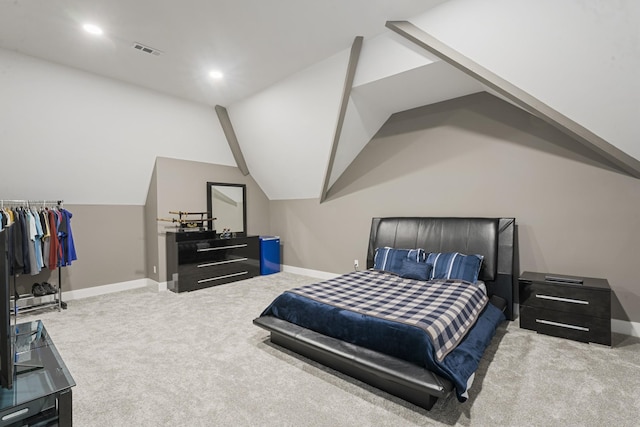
20,94,638,324
17,157,270,293
152,157,271,282
16,204,146,294
270,93,640,322
144,163,160,281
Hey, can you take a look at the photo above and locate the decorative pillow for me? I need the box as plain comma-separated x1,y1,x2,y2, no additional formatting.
373,247,425,275
426,252,484,283
398,258,433,281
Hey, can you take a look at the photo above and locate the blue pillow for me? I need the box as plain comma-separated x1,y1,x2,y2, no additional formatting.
373,247,425,274
398,259,432,281
426,252,484,283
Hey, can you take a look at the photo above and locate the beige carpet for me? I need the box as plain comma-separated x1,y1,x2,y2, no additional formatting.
21,272,640,426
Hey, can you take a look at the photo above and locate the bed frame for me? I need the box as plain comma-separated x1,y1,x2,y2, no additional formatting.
254,217,517,410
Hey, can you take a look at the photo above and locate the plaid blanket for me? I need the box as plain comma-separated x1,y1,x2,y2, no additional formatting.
287,269,488,361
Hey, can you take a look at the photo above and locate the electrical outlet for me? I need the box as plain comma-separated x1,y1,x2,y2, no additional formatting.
153,265,157,274
354,259,359,271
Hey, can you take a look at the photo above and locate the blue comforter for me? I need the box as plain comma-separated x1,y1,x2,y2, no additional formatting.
260,275,505,401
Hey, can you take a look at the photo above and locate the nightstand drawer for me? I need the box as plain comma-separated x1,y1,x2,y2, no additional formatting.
520,281,610,318
520,305,611,345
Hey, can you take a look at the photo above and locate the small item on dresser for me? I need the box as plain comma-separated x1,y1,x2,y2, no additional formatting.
544,275,583,284
156,211,216,231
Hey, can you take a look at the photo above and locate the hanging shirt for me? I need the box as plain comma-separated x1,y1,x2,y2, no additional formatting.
58,209,77,266
5,209,14,224
41,210,50,238
26,209,40,275
19,209,31,275
32,208,44,272
10,209,23,275
41,210,50,268
48,209,62,270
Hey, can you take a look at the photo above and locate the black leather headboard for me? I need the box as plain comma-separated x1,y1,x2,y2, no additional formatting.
366,217,517,320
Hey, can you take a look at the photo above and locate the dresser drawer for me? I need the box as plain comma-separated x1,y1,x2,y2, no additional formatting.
520,305,611,346
178,241,253,264
189,258,258,280
177,258,258,287
520,281,610,318
175,268,252,292
194,255,252,271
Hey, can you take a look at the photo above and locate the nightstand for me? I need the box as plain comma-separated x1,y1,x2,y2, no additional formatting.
519,271,611,346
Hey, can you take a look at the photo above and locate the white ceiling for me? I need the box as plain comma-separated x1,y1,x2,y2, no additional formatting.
0,0,446,107
2,0,637,204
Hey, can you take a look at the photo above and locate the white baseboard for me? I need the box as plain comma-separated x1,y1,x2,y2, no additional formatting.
612,319,640,338
281,265,341,280
62,278,156,301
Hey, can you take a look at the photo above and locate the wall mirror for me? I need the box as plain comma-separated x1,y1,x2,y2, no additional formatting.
206,182,247,237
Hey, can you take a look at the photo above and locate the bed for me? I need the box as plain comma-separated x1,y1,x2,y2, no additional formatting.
253,217,517,410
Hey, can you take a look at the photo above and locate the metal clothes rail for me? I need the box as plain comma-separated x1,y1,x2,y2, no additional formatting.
1,199,66,314
0,199,63,208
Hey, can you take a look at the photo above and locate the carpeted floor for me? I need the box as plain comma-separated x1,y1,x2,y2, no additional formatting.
21,272,640,426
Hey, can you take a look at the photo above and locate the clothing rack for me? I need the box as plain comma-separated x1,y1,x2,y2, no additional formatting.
1,199,67,314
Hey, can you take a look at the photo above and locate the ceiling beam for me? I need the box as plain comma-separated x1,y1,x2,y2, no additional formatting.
386,20,640,179
320,36,364,203
215,105,249,176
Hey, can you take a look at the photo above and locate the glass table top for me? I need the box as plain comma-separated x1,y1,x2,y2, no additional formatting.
0,320,75,410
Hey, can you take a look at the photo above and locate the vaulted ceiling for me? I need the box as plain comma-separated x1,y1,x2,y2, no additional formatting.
1,1,637,204
0,0,445,107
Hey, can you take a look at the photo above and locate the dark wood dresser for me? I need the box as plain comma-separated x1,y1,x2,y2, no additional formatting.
166,231,259,292
519,271,611,346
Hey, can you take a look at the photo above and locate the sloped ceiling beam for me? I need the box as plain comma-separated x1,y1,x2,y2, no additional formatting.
386,20,640,179
320,36,364,203
215,105,250,176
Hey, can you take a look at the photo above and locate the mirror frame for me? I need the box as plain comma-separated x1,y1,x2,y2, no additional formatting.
206,182,247,237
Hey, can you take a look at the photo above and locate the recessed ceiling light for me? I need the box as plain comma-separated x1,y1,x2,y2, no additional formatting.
209,70,224,79
83,23,104,36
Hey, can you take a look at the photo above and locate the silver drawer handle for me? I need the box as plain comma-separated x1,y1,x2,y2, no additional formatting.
2,408,30,421
536,294,589,305
197,244,247,252
197,271,247,284
198,258,248,268
536,319,589,332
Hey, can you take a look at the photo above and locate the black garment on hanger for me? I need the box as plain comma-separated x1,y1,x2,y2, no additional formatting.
19,209,30,275
10,209,24,275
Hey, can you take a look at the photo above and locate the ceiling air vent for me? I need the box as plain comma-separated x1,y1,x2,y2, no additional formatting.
132,42,163,56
